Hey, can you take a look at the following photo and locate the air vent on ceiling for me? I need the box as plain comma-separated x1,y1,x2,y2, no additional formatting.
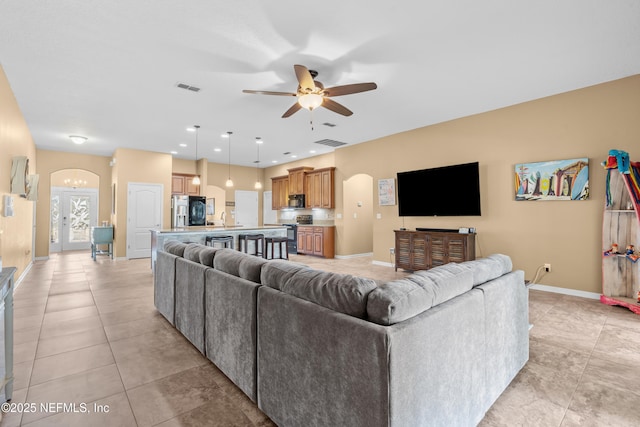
176,82,201,92
314,139,347,147
322,122,337,127
283,151,291,155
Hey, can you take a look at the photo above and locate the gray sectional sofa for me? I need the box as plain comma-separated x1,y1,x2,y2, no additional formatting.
154,241,529,427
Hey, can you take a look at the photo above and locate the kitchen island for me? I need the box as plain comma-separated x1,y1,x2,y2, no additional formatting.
150,225,287,270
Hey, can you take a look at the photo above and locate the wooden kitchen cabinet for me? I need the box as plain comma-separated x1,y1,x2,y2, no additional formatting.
394,230,475,271
172,173,200,195
305,167,335,208
271,175,289,209
288,166,314,195
297,226,335,258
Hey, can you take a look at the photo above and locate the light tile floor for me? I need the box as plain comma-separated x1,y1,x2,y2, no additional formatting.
2,251,640,426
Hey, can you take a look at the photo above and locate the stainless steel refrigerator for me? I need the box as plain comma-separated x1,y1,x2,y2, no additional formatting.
171,195,189,228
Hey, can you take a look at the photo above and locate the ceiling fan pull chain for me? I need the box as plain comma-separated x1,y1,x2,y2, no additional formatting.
310,110,315,131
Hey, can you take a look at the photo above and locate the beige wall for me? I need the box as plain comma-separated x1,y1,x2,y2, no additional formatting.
334,75,640,293
207,161,265,226
35,150,112,258
112,148,173,257
51,169,100,188
0,65,37,277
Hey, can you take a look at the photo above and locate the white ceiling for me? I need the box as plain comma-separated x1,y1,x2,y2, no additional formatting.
1,1,639,168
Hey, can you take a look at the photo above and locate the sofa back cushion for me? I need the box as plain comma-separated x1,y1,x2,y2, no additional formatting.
461,254,512,287
164,240,188,257
214,248,268,283
263,265,377,318
260,260,311,291
367,263,474,325
183,243,209,263
198,247,218,267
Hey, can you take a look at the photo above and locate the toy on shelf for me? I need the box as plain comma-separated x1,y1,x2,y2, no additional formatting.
603,243,619,256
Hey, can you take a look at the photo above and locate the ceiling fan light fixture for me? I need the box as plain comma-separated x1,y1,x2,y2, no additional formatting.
298,93,323,110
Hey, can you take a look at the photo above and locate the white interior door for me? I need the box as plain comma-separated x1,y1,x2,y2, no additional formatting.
127,183,163,259
235,190,258,227
263,191,277,225
50,187,98,252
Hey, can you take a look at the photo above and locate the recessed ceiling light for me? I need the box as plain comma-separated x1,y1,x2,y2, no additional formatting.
291,155,297,158
272,160,278,163
186,127,196,132
170,151,178,155
214,148,221,152
309,150,316,153
179,143,187,147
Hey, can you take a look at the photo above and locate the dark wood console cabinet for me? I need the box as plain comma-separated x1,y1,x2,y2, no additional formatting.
394,230,475,271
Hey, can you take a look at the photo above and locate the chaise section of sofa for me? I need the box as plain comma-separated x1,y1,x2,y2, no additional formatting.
204,248,268,402
174,243,218,354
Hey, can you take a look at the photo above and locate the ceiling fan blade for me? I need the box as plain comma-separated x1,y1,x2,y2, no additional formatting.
324,82,377,97
282,102,302,118
322,98,353,116
294,64,315,91
242,89,297,96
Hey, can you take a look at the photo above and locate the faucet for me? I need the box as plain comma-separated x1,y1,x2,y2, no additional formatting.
220,211,226,224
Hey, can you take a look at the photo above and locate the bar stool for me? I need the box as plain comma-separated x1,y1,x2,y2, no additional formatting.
264,236,288,260
205,235,234,249
238,234,265,257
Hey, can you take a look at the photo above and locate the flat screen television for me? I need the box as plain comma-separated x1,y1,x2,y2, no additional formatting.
397,162,481,216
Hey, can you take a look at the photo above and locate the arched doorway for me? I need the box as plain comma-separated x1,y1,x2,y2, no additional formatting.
50,169,100,252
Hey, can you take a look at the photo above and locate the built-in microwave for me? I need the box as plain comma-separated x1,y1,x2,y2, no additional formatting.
288,194,305,208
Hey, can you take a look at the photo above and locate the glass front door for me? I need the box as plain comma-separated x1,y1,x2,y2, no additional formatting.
50,188,98,252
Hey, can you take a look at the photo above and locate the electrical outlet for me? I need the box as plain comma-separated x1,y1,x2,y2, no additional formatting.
544,263,551,272
390,248,395,255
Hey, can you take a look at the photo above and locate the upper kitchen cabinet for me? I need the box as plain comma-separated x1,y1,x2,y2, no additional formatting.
172,173,200,195
305,167,335,208
271,175,289,209
288,166,314,195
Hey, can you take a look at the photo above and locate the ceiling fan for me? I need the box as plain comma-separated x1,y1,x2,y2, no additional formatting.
243,64,377,118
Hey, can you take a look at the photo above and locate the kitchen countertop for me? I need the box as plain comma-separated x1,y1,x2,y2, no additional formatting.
153,225,286,234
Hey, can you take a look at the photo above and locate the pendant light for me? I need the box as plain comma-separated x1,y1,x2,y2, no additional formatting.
192,125,201,185
254,137,263,189
225,131,233,187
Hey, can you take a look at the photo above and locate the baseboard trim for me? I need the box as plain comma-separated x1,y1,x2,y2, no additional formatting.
13,261,34,292
335,252,373,260
34,256,49,261
529,283,601,300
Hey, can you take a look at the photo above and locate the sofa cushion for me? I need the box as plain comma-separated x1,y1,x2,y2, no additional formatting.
213,249,268,283
367,263,474,326
184,243,208,263
413,263,474,307
260,260,312,290
198,247,218,267
278,269,377,318
460,254,512,287
164,240,187,257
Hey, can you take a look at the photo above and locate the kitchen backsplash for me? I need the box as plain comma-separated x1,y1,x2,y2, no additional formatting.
278,208,335,224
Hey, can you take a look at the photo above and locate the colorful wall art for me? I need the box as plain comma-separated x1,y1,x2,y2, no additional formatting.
515,158,589,201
